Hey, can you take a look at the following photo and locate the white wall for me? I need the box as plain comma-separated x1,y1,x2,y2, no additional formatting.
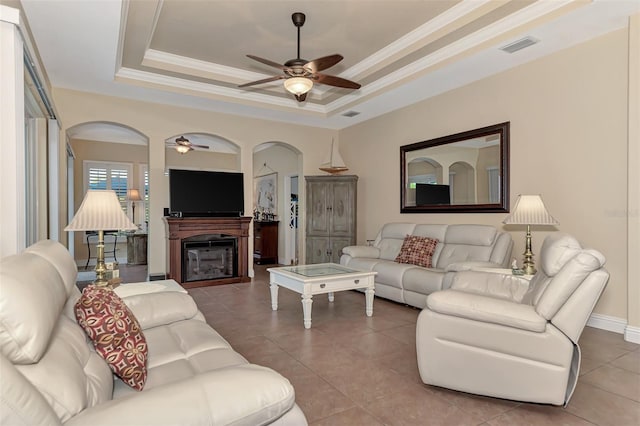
340,29,631,325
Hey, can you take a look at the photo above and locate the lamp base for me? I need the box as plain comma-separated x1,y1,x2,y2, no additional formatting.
93,230,110,287
522,225,537,275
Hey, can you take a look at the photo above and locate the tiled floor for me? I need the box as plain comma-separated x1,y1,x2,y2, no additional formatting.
113,263,639,425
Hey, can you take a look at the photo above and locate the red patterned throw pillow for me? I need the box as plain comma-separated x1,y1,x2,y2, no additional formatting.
395,235,439,268
75,285,148,390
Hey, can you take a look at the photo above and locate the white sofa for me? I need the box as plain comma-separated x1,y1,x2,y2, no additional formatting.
416,233,609,405
0,240,307,425
340,223,513,308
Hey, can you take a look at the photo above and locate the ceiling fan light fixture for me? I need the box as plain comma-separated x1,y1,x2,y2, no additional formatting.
175,145,191,154
284,77,313,95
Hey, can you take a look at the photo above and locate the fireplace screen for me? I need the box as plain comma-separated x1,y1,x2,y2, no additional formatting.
182,236,237,282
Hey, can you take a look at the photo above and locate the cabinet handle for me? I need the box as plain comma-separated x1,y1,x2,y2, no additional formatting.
354,279,359,284
320,283,326,289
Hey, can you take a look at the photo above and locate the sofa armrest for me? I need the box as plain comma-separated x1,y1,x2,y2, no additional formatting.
64,364,298,426
341,245,380,259
426,290,546,332
450,270,531,303
120,292,201,329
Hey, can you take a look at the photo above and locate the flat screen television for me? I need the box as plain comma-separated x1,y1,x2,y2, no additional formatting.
169,169,244,217
416,183,451,206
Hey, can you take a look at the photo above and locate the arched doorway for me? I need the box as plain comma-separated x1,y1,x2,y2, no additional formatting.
253,142,303,265
66,121,149,280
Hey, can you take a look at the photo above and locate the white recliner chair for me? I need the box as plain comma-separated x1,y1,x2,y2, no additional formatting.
416,233,609,406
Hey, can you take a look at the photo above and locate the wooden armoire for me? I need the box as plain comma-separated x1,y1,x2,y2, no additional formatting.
305,175,357,264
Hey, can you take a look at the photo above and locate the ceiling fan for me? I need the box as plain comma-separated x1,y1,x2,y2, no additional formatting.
169,136,209,154
239,12,361,102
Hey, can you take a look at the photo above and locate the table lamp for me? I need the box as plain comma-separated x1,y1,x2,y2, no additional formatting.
65,190,137,286
503,194,558,275
127,188,142,225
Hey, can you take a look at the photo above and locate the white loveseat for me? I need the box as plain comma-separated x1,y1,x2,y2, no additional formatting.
340,223,513,308
0,240,307,425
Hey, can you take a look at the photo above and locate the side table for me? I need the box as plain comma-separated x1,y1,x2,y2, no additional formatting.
471,267,534,281
126,233,148,265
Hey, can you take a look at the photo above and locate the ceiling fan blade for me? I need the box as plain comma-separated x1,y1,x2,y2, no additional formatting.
238,75,285,88
314,73,361,89
294,93,307,102
246,55,287,70
192,144,209,149
305,54,343,73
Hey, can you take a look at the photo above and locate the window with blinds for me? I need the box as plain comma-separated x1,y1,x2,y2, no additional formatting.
140,164,149,223
84,161,133,211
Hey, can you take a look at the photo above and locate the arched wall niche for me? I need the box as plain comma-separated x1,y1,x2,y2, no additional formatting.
164,133,241,172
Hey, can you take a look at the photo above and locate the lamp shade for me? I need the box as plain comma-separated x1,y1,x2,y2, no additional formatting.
284,77,313,95
127,188,142,201
503,194,558,225
65,190,137,231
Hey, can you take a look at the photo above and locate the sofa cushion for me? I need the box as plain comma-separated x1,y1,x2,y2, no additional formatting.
376,223,417,260
403,266,446,295
75,286,148,390
0,253,68,364
114,319,249,397
373,262,415,289
395,235,439,268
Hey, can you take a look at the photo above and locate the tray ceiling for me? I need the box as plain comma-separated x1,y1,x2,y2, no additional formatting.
20,0,640,129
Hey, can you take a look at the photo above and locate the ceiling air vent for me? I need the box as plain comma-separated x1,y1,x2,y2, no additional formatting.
342,110,360,118
500,36,539,54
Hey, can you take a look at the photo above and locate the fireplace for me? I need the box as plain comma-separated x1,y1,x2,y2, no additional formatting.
165,217,252,288
182,235,237,283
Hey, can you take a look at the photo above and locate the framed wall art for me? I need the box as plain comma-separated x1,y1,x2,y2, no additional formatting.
254,172,277,213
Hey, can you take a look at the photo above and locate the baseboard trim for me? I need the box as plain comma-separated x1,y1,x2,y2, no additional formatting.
586,313,640,344
624,325,640,344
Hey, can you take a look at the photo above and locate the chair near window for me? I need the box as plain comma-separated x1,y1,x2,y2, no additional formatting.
84,231,119,270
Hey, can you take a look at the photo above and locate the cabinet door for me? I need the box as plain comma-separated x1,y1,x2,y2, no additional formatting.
254,223,263,254
330,237,353,264
329,181,354,236
306,236,330,264
307,181,330,235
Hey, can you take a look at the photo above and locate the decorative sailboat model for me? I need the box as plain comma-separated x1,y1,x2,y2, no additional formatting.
319,139,349,174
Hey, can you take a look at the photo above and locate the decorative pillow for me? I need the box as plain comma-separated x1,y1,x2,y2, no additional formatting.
395,235,439,268
75,285,148,390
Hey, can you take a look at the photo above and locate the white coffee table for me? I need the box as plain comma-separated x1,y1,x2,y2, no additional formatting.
268,263,377,329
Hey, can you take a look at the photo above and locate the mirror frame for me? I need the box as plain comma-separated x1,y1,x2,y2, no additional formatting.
400,121,510,213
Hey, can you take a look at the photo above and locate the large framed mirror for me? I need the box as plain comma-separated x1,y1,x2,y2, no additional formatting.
400,122,509,213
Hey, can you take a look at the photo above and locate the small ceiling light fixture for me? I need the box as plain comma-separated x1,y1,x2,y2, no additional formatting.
284,77,313,95
175,144,191,154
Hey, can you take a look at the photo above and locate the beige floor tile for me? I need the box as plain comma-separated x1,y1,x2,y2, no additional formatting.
566,381,640,426
580,364,640,402
610,349,640,374
309,406,385,426
580,355,607,376
320,361,417,405
288,373,356,423
580,327,640,352
430,387,521,421
487,404,595,426
364,384,486,426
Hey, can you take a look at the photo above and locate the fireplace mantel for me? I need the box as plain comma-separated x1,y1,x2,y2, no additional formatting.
165,217,252,288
